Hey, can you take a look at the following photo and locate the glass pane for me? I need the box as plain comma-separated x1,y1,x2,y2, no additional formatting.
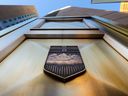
40,21,89,29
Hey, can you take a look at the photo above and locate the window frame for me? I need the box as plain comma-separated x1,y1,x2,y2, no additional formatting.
31,17,98,30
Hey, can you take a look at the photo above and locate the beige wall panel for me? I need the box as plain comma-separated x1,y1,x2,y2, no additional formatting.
0,39,127,96
25,30,104,39
80,39,128,94
0,19,44,62
0,35,25,62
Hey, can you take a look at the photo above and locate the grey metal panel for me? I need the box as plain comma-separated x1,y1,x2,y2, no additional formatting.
92,0,128,3
57,7,90,16
115,17,128,26
57,7,115,17
102,12,128,20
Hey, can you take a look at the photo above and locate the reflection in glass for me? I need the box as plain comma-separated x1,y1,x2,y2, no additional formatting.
41,21,89,29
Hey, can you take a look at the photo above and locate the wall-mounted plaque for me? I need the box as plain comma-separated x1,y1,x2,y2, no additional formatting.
44,46,86,82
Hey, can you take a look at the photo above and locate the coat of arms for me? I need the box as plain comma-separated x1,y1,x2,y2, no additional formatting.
44,46,86,82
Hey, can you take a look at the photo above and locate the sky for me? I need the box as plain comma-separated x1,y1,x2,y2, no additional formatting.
0,0,120,17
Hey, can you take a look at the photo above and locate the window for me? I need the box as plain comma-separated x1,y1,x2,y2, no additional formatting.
3,20,7,23
0,26,2,30
9,19,12,22
18,17,21,19
41,21,89,29
6,25,10,27
14,18,17,20
31,17,98,30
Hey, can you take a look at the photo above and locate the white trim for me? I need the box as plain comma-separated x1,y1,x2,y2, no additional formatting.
47,6,71,14
103,34,128,60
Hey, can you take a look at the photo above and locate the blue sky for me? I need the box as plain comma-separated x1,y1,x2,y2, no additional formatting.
0,0,120,17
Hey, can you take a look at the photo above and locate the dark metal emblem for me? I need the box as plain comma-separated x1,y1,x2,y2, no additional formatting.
44,46,86,82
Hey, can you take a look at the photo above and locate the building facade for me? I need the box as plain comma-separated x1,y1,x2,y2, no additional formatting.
0,6,128,96
120,2,128,13
0,5,38,30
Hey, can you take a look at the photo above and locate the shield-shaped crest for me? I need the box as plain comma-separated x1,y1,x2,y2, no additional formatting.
44,46,86,82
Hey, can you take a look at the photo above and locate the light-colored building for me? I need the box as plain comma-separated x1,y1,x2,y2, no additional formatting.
0,6,128,96
120,2,128,13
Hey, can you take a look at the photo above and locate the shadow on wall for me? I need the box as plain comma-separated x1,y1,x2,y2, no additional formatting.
1,73,128,96
80,40,128,95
